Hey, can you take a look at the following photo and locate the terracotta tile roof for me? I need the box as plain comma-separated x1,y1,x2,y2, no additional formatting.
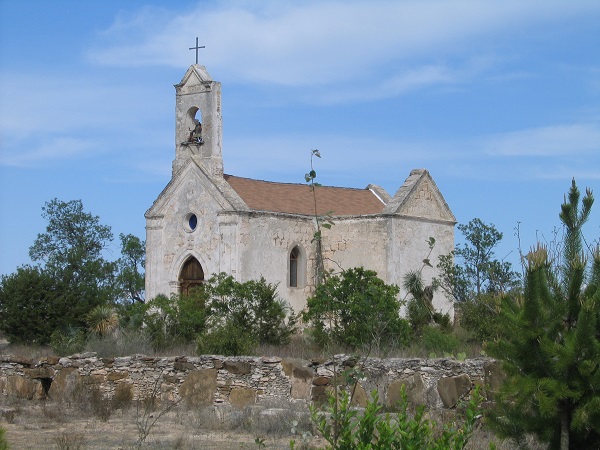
224,174,386,216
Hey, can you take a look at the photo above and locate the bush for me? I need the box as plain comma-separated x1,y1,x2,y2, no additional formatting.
206,274,296,346
0,426,8,450
50,326,86,356
459,294,506,342
421,325,459,355
309,385,481,449
197,322,257,356
303,267,409,349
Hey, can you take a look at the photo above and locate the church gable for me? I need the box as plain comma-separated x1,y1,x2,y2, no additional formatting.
384,169,456,223
145,158,246,219
176,65,213,94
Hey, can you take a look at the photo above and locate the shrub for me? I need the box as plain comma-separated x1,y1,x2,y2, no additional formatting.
421,325,459,355
50,326,86,356
309,385,481,449
197,322,257,356
303,267,408,349
0,426,8,450
459,293,506,342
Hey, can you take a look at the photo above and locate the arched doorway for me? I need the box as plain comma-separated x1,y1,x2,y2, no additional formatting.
179,256,204,295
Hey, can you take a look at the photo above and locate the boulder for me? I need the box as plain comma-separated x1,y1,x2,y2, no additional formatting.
437,374,471,408
179,369,217,407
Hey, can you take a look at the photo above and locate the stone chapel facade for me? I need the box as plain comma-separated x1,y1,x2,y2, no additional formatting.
145,65,457,316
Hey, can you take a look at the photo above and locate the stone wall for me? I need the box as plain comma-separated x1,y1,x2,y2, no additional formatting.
0,353,502,412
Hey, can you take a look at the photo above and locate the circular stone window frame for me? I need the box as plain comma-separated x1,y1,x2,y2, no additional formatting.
184,212,198,232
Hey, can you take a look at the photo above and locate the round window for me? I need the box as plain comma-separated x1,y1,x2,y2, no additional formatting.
185,213,198,232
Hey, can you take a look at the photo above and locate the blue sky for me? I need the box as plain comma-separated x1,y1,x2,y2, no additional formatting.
1,0,599,277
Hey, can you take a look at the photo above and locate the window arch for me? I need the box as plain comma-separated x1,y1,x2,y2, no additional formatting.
289,245,306,288
179,256,204,295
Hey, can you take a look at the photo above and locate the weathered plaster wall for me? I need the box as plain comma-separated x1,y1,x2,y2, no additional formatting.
1,353,503,413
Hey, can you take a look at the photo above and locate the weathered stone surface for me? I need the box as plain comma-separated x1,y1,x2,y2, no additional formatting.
282,358,314,400
25,367,54,379
437,374,471,408
2,355,33,366
229,387,256,408
387,374,425,408
212,359,223,369
311,385,332,405
350,384,368,407
261,356,282,364
174,361,196,371
483,360,505,399
48,367,82,399
180,369,217,407
83,374,105,384
39,356,60,365
6,376,39,399
106,371,129,381
312,376,329,386
223,361,251,375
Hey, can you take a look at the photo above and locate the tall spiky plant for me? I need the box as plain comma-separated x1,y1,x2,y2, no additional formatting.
486,180,600,450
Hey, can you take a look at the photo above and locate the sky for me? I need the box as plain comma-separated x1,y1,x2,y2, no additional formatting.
1,0,599,278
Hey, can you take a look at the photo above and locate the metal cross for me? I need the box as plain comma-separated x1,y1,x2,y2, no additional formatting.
189,37,205,64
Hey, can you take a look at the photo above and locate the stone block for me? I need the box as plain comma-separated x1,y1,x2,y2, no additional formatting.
223,361,251,375
312,376,329,386
174,360,196,371
387,374,425,409
483,360,505,399
6,375,39,399
350,384,368,407
106,371,129,381
229,387,256,408
311,385,332,405
24,367,54,379
437,374,471,408
179,369,217,407
48,367,82,400
282,358,314,400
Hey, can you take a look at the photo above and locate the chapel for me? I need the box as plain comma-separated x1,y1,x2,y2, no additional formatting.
145,64,457,316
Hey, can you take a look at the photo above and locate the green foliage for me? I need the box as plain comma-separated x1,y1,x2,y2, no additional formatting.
86,305,118,336
29,198,116,310
437,219,521,303
459,293,506,342
197,321,257,356
0,426,8,450
205,273,296,347
142,292,207,350
310,385,481,449
50,326,86,356
114,233,145,304
486,180,600,449
421,325,459,355
303,267,410,349
0,266,69,344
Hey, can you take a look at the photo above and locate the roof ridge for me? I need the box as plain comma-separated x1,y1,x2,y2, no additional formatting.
223,173,371,191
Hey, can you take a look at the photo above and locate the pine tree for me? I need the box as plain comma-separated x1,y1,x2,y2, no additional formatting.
486,180,600,450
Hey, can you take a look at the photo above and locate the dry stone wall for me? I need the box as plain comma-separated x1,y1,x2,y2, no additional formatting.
0,353,503,412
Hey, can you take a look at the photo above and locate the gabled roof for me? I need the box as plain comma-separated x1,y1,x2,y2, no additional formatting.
224,175,386,216
384,169,456,223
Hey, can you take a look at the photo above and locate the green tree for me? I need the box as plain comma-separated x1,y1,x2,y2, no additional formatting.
29,198,116,317
486,180,600,450
440,218,520,302
114,233,145,304
206,273,296,347
0,266,68,344
303,267,410,349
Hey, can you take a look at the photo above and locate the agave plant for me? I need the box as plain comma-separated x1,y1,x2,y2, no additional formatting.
86,305,119,336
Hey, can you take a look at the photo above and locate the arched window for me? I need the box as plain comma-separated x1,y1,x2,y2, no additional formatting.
289,246,300,288
179,256,204,295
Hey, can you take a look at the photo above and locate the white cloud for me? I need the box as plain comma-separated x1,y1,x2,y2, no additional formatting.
484,124,600,157
0,137,98,167
87,0,600,91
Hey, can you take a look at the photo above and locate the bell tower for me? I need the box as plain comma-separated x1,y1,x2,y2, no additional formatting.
173,64,223,177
